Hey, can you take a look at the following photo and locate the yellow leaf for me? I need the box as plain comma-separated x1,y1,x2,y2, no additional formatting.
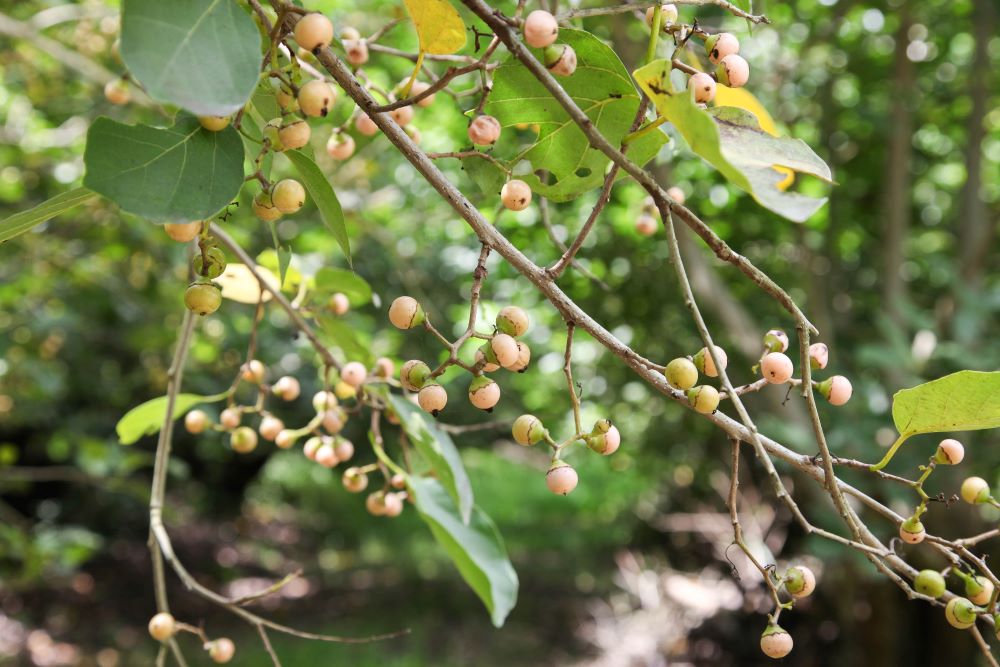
713,85,795,190
215,264,277,304
403,0,467,55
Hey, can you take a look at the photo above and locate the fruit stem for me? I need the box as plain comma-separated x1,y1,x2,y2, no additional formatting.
645,5,662,65
399,50,425,99
869,432,911,471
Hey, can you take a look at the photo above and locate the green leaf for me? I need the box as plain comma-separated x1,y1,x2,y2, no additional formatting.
120,0,261,116
485,29,666,202
317,316,373,366
314,267,372,305
408,476,518,627
893,371,1000,437
285,149,351,265
389,394,473,524
633,59,832,222
117,392,227,445
0,187,96,244
461,155,507,196
83,116,245,222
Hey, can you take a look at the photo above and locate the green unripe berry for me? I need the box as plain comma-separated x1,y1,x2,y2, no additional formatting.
961,476,992,505
945,597,978,630
543,44,577,77
400,359,432,392
914,569,946,598
665,357,698,390
184,281,222,316
512,414,544,446
687,385,720,414
784,565,816,599
192,246,226,279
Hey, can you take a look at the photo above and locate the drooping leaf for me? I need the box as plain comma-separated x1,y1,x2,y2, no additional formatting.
83,116,245,222
712,85,794,190
215,263,278,304
893,371,1000,437
314,267,373,305
402,0,467,55
408,476,518,627
117,392,227,445
120,0,261,116
316,316,373,366
634,59,832,222
389,394,473,524
285,150,351,265
0,187,96,243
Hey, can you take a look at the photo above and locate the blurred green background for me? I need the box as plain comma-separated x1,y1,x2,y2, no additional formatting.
1,0,998,665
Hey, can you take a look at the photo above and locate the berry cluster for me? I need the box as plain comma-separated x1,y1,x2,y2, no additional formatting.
512,414,621,496
147,612,235,663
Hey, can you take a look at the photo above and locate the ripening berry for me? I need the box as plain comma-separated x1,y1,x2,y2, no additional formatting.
294,13,334,52
501,179,532,211
241,359,265,384
784,565,816,599
508,341,531,373
198,116,230,132
390,473,407,489
688,72,716,104
184,409,209,434
763,329,789,353
389,296,425,329
966,576,994,606
808,342,829,370
326,132,356,160
184,282,222,316
340,27,361,41
278,120,311,151
761,352,794,384
366,491,387,516
258,415,284,441
147,612,176,642
693,345,728,377
298,80,336,117
375,357,395,379
717,54,750,88
275,429,296,449
645,4,679,27
342,467,368,493
468,115,502,146
164,222,202,242
104,79,130,105
666,186,685,205
588,420,621,456
315,441,339,468
408,80,436,107
273,81,295,109
312,390,337,413
400,360,432,392
635,213,657,236
688,385,721,414
706,32,740,64
496,306,530,337
523,10,558,49
383,492,405,517
818,375,852,406
546,462,579,495
263,117,284,150
945,597,978,630
961,477,992,505
665,357,698,390
253,192,282,222
335,380,357,400
230,426,258,454
303,436,323,461
355,113,379,136
220,408,241,430
343,38,369,66
759,625,793,659
207,638,235,664
544,44,577,77
899,516,926,544
914,569,946,598
468,376,501,411
272,179,306,214
329,292,350,315
418,384,448,416
192,246,226,279
322,407,346,434
390,104,414,126
491,333,520,369
474,347,501,373
334,438,354,462
272,376,301,401
934,438,965,465
341,361,367,389
512,414,545,446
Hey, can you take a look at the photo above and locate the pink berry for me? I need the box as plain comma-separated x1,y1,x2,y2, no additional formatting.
761,352,794,384
315,441,339,468
258,415,284,441
390,104,413,126
184,409,209,434
501,179,532,211
355,113,379,136
326,132,355,160
408,80,435,107
220,408,241,430
546,462,579,495
298,79,336,117
508,341,531,372
666,186,685,205
468,115,502,145
241,359,266,383
706,32,740,64
341,361,367,389
343,39,369,66
207,638,235,664
523,10,558,49
821,375,852,406
760,627,793,659
763,329,789,353
342,467,368,493
330,292,350,315
635,213,657,236
334,438,354,462
418,384,448,416
695,345,727,377
468,376,501,411
389,296,424,329
272,376,301,401
275,429,296,449
294,13,334,52
717,54,750,88
808,342,829,370
491,333,520,369
383,492,405,517
148,612,176,642
784,565,816,598
899,518,926,544
323,408,346,434
935,438,965,465
303,436,323,460
688,72,716,103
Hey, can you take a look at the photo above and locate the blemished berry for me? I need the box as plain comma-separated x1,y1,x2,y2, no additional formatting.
544,44,577,77
645,4,679,27
408,80,436,107
899,516,926,544
278,120,311,151
184,409,209,434
342,467,368,493
966,576,994,606
298,80,336,117
147,612,176,642
375,357,395,379
759,625,793,659
496,306,530,337
230,426,258,454
961,477,991,504
271,179,306,214
688,72,716,104
303,436,323,460
491,333,520,369
241,359,265,384
761,352,794,384
665,357,699,390
468,375,501,411
207,638,235,664
322,407,346,434
717,54,750,88
330,292,350,315
523,10,558,49
383,492,405,517
341,361,368,389
192,246,226,279
706,32,740,64
501,179,532,211
312,390,338,412
326,132,356,160
164,222,201,242
343,38,369,66
945,597,978,630
763,329,789,353
468,115,502,145
272,376,301,401
546,462,579,495
635,213,657,236
252,192,282,222
104,79,130,105
693,345,727,377
389,296,425,329
474,347,501,373
198,116,230,131
355,113,379,136
512,414,545,446
808,342,829,370
400,360,432,392
315,441,339,468
366,491,388,516
508,341,531,373
418,383,448,416
934,438,965,465
818,375,852,406
390,473,407,489
258,415,284,441
335,380,357,400
914,569,946,598
587,420,621,456
390,104,414,127
184,281,222,316
275,429,296,449
688,385,721,414
334,438,354,462
666,186,685,205
784,565,816,599
294,13,334,52
220,408,241,430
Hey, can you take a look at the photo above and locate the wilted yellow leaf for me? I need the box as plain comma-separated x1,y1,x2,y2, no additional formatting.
713,85,794,190
403,0,467,55
215,263,278,304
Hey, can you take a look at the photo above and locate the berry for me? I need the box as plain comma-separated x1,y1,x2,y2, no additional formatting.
468,375,501,411
587,420,621,456
164,222,201,242
688,385,721,414
355,113,379,136
390,473,407,489
899,516,926,544
468,115,502,145
693,345,727,377
272,179,306,214
147,612,176,642
383,492,405,517
635,213,657,236
763,329,789,353
665,357,698,390
192,246,226,279
294,13,334,52
961,477,991,504
508,341,531,373
706,32,740,64
546,462,579,495
326,132,356,160
272,376,301,401
491,333,520,369
945,597,978,630
408,80,436,107
544,44,577,77
818,375,852,406
253,192,282,222
184,409,209,434
966,575,994,606
312,391,338,412
389,296,425,329
523,10,558,49
759,625,793,659
340,27,361,41
258,415,284,441
474,347,501,373
400,360,432,392
303,436,323,460
512,415,544,446
390,104,414,126
366,491,388,516
914,570,946,598
784,565,816,598
335,381,357,400
688,72,716,104
278,120,311,150
934,438,965,465
717,54,750,88
184,282,222,316
666,186,685,205
220,408,241,430
330,292,350,315
342,467,368,493
808,342,829,370
375,357,395,378
761,352,794,384
104,79,130,105
334,438,354,462
341,361,367,389
496,306,530,337
273,81,295,109
315,441,339,468
230,426,258,454
322,408,346,433
198,116,230,131
418,384,448,416
645,4,679,27
241,360,265,384
406,126,422,144
207,638,235,664
275,429,296,449
298,80,336,117
501,179,532,211
343,39,369,66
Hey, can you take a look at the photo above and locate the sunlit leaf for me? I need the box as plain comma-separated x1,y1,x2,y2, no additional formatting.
314,267,373,305
712,85,794,190
893,371,1000,437
117,392,227,445
402,0,467,55
215,263,278,303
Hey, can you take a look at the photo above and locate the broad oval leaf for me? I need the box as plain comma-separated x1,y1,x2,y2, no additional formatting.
893,370,1000,437
408,475,518,627
314,267,372,306
712,86,795,191
83,116,245,221
403,0,467,55
0,187,96,244
285,150,351,265
120,0,261,116
117,392,227,444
